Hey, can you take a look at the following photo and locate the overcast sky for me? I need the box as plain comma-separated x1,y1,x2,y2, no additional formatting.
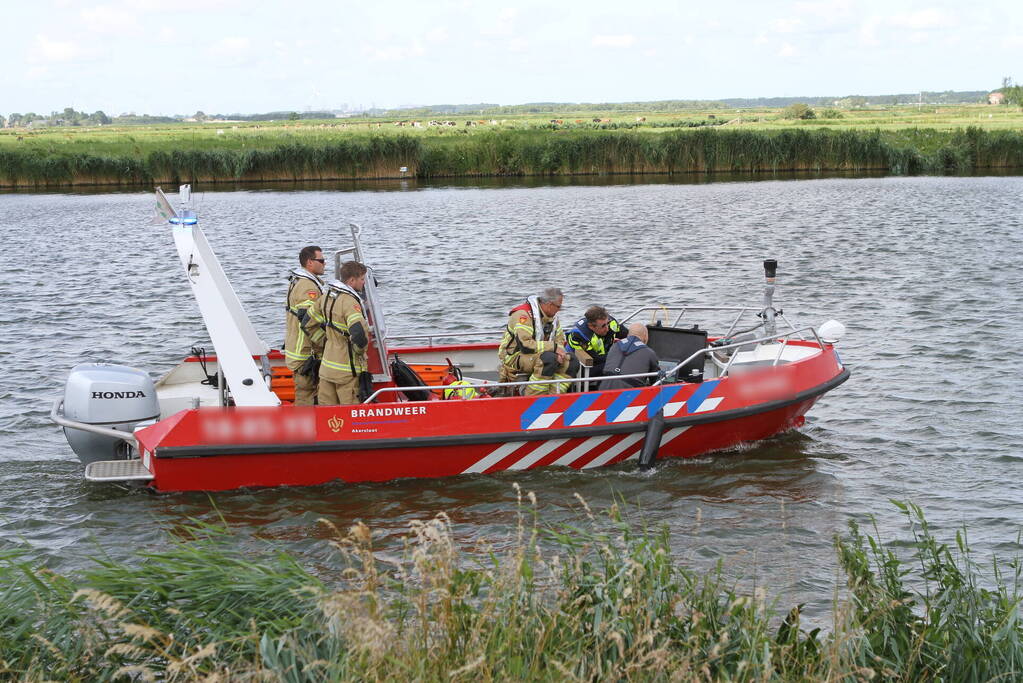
3,0,1021,115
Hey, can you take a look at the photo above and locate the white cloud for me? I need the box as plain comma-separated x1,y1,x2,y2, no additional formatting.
426,27,449,43
888,8,955,30
132,0,244,10
858,16,882,46
508,37,529,52
80,5,140,34
778,42,799,57
29,35,86,64
794,0,851,18
207,37,254,65
771,18,803,33
362,42,426,62
592,34,636,48
483,7,519,36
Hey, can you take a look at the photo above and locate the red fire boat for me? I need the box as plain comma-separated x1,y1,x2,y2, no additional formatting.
53,186,849,492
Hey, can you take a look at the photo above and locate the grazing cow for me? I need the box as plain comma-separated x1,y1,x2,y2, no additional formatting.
575,119,584,123
635,116,646,122
601,118,611,123
592,118,601,123
465,120,476,126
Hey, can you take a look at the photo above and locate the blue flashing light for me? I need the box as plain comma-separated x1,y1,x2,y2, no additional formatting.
169,209,198,225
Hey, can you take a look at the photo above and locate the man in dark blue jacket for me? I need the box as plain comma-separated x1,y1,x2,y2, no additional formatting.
600,323,661,390
566,305,628,378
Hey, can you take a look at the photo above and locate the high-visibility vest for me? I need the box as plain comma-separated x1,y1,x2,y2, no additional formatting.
443,380,478,400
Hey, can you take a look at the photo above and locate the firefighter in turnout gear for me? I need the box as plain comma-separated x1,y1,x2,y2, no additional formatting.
314,260,369,406
566,305,628,379
284,246,327,405
498,287,579,395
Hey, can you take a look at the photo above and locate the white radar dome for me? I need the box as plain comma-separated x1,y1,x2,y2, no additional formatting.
817,319,846,344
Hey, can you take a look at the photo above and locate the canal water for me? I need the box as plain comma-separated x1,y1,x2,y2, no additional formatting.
1,175,1020,620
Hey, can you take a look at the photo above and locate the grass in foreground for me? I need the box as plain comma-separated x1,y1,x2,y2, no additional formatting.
1,494,1020,681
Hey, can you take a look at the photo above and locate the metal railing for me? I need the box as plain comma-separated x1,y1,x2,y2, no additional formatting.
363,326,827,403
50,400,139,449
384,304,807,350
620,305,805,341
386,329,496,346
696,326,823,379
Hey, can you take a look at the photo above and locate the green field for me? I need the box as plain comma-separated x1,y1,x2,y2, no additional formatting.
2,104,1022,187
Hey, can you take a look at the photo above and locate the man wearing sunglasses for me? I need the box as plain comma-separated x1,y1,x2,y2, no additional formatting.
566,305,629,381
284,246,327,404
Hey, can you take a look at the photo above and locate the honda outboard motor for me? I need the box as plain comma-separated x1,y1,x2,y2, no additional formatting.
62,363,160,465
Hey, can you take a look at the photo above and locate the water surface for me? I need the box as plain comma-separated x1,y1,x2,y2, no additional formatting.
1,175,1020,620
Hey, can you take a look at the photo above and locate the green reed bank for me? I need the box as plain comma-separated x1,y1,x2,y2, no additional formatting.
2,501,1022,680
2,127,1023,187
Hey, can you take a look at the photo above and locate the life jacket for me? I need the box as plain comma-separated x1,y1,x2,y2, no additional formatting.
285,268,324,322
499,296,560,358
284,269,326,363
322,280,363,334
566,317,622,359
618,336,647,355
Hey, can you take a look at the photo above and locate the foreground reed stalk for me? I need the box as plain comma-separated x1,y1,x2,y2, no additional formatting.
2,127,1022,187
1,494,1020,681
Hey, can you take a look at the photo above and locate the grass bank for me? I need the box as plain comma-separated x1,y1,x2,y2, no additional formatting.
2,496,1021,681
2,126,1022,187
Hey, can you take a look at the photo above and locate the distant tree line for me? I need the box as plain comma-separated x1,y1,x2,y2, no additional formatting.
211,110,339,121
3,107,111,128
1,88,1001,130
371,103,507,117
372,91,990,118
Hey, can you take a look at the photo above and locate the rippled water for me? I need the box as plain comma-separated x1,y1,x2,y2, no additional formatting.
1,175,1021,619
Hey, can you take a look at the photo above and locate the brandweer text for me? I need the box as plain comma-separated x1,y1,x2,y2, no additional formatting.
351,406,427,418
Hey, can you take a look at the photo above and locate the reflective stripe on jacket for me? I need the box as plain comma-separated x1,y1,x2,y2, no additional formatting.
566,317,623,361
284,270,325,366
317,285,368,381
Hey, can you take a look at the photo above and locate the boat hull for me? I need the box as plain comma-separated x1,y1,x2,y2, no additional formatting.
134,345,848,492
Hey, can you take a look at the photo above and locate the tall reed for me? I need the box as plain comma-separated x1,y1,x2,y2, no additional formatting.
2,128,1021,187
2,495,1021,681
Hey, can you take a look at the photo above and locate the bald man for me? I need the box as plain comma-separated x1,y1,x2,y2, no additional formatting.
600,323,661,390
